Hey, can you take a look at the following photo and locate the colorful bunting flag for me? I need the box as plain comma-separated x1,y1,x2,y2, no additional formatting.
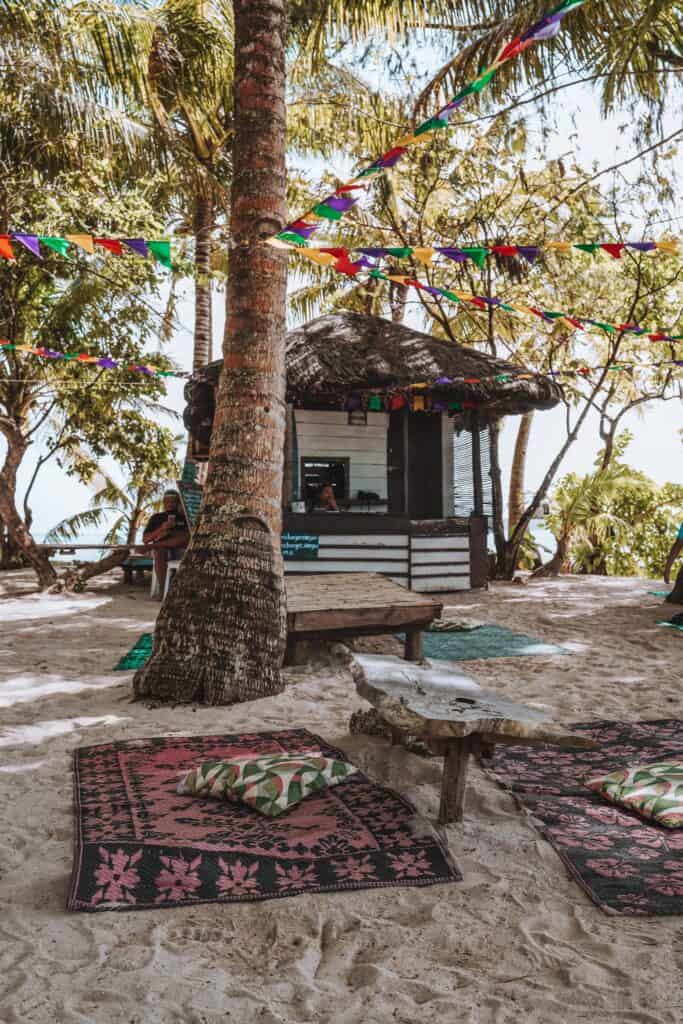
0,340,187,379
0,235,15,260
275,0,589,244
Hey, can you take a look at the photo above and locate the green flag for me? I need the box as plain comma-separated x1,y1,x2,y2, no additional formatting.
40,236,70,258
148,240,172,269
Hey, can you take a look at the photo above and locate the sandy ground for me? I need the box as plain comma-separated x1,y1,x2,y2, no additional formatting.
0,568,681,1024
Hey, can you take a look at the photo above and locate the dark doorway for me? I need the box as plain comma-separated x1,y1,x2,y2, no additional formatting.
406,415,443,519
387,411,406,515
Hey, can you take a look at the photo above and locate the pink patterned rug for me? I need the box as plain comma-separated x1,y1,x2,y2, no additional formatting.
69,729,460,912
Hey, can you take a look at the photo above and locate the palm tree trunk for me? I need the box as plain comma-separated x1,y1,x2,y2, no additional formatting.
0,428,57,588
193,191,214,370
508,411,533,534
134,0,288,705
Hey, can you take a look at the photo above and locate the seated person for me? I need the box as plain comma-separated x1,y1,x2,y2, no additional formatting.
318,479,339,511
664,522,683,604
141,489,190,596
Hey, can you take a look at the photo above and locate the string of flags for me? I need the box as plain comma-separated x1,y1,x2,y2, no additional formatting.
302,357,683,414
0,341,189,379
274,0,588,246
273,239,679,266
2,337,678,390
0,235,172,268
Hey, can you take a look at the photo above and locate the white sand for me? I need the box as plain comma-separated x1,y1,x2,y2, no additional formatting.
0,569,681,1024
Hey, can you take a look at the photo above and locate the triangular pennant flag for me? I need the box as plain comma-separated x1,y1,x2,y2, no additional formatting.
297,250,338,268
333,255,362,277
491,245,518,257
311,203,343,221
654,240,679,254
148,240,173,269
0,235,15,260
459,247,489,268
267,238,296,250
573,243,601,254
123,238,149,258
13,234,41,258
600,243,626,259
412,247,434,265
517,246,539,264
39,236,71,258
65,234,95,254
94,238,123,256
546,241,572,252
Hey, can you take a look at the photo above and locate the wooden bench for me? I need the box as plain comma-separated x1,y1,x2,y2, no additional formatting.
122,556,153,584
347,652,596,824
285,572,441,664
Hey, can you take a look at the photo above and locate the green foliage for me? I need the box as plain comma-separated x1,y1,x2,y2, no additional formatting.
546,433,683,577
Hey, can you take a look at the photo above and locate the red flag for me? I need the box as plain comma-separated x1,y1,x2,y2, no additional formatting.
600,243,625,259
333,255,362,276
469,297,488,309
492,245,518,257
319,247,349,258
94,238,124,255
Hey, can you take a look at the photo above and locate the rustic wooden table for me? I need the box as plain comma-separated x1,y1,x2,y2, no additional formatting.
285,572,442,663
349,652,596,824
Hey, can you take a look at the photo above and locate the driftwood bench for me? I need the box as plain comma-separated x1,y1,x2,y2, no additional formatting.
347,652,596,824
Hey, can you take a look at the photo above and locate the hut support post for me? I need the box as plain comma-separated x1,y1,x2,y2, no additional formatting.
470,412,484,516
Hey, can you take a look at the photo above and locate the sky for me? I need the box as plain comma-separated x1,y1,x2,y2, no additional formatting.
7,65,682,545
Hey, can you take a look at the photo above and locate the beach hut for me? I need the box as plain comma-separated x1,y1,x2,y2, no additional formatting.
184,312,561,592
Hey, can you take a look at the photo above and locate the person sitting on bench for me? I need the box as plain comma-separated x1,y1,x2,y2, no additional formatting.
141,490,190,597
318,479,339,512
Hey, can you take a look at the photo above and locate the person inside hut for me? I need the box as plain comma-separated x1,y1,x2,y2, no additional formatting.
664,522,683,604
141,490,190,596
318,478,339,512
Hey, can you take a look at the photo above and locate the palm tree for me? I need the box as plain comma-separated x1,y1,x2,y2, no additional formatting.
45,474,168,551
534,455,639,577
134,0,289,705
78,0,234,372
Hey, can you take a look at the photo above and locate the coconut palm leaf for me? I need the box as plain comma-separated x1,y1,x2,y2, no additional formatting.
44,507,114,544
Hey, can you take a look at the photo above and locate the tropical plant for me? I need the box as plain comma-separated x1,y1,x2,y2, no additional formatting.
535,432,682,577
0,160,179,588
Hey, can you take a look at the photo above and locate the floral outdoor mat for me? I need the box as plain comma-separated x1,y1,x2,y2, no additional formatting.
488,719,683,916
69,729,460,913
113,633,153,671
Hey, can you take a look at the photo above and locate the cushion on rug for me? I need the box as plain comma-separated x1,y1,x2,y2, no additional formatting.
177,751,358,817
586,761,683,828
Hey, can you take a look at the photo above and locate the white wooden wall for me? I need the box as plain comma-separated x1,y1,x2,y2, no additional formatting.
441,414,455,517
294,409,388,501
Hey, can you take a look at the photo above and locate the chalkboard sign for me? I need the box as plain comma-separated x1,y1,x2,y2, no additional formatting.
281,533,319,560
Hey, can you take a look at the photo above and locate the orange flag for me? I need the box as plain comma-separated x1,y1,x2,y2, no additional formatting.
65,234,95,254
0,235,15,260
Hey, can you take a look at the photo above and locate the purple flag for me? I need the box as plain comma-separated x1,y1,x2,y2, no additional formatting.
13,234,42,258
97,357,119,368
323,195,357,213
434,376,453,385
438,247,468,263
517,246,539,264
123,238,149,258
357,248,388,258
628,242,656,252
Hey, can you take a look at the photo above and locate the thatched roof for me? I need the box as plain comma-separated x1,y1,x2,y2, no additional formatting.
201,312,562,416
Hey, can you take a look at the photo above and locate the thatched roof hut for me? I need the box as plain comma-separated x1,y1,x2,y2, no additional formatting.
197,312,561,417
283,312,561,416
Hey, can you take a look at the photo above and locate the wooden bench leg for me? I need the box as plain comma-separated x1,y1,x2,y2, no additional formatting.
123,567,133,585
438,736,473,825
404,628,423,662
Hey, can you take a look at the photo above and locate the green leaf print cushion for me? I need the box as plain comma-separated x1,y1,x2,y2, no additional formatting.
586,762,683,828
177,751,358,817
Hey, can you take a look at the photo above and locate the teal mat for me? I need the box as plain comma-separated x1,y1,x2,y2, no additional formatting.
657,621,683,633
649,591,672,598
399,623,568,661
114,633,153,670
